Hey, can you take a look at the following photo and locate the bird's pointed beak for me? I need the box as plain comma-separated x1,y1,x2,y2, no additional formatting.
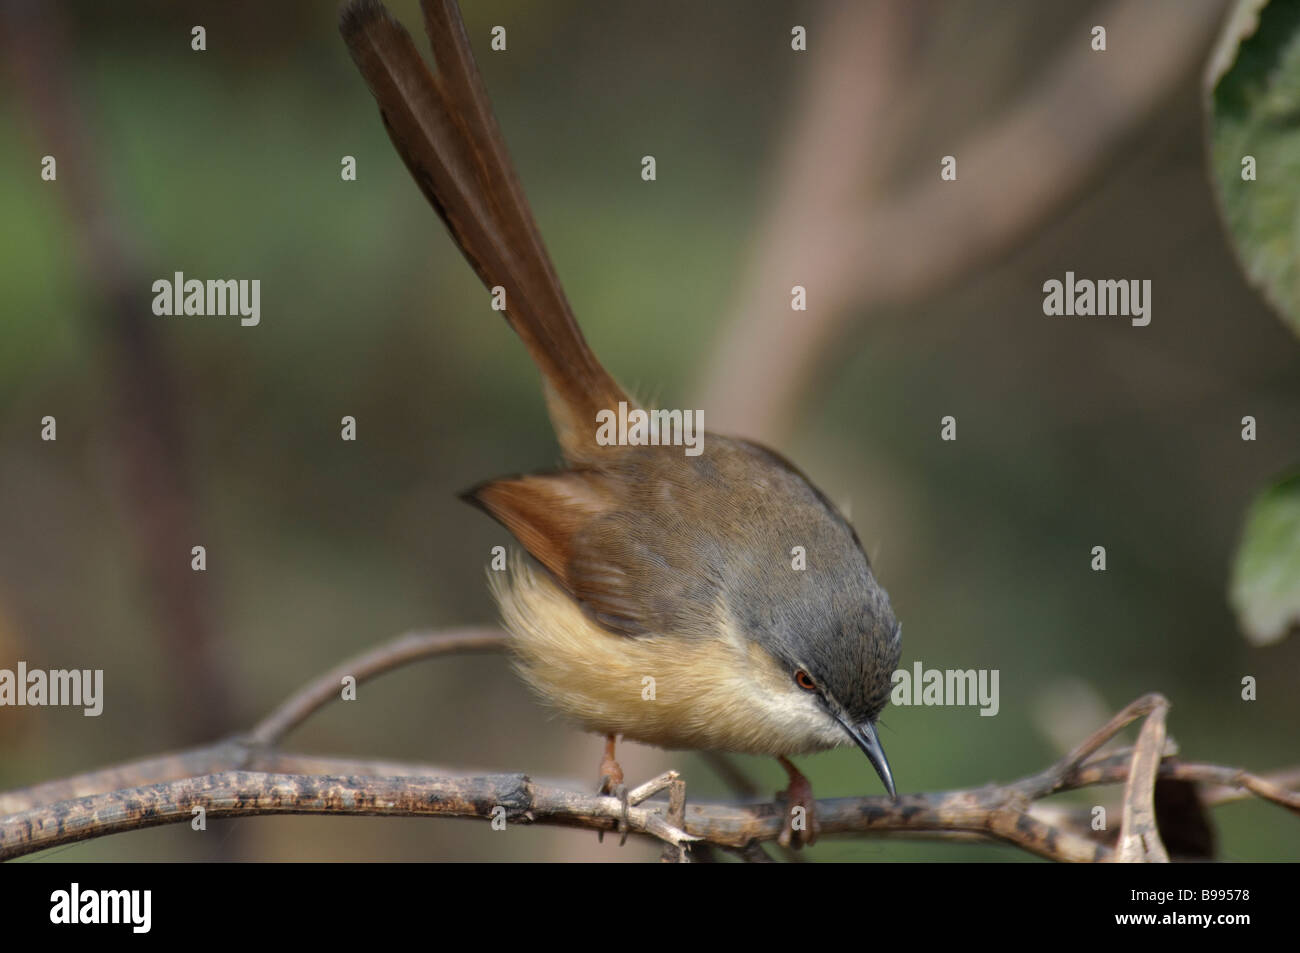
839,718,897,801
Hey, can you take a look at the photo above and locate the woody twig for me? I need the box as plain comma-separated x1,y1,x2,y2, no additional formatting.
1,631,1296,862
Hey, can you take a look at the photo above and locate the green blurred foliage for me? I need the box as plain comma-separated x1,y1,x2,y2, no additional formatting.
1209,0,1300,341
1209,0,1300,657
1231,472,1300,644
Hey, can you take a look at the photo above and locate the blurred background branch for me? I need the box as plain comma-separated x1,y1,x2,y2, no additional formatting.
701,0,1229,440
0,0,235,746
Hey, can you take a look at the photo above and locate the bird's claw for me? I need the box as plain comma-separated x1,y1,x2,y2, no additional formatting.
597,776,631,845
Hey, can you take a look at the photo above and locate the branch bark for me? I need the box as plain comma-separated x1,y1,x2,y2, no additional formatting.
3,638,1297,862
5,735,1297,862
0,769,1110,861
0,627,507,816
1117,697,1171,861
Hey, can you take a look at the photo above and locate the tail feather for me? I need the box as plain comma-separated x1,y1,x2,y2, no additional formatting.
340,0,631,460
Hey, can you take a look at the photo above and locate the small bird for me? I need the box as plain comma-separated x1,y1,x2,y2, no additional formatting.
340,0,901,849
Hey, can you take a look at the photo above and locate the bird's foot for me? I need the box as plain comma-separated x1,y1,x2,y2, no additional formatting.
776,755,821,849
595,737,693,860
597,733,630,845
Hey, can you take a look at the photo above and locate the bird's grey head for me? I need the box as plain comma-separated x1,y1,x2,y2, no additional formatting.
761,554,901,798
724,437,902,798
738,527,899,795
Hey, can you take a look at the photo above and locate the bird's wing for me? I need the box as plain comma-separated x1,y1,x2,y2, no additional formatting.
463,469,721,638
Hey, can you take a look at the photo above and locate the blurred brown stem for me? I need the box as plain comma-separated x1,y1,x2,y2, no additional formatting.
701,0,1229,442
0,0,234,745
250,627,508,746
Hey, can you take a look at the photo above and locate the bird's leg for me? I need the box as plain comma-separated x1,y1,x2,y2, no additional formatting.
776,755,821,849
597,733,630,844
596,741,694,855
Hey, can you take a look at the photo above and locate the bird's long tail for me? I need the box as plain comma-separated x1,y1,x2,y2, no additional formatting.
339,0,631,460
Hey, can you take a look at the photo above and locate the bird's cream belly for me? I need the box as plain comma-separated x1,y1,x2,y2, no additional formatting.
491,558,846,757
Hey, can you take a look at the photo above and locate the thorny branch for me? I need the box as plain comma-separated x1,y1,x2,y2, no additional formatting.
0,628,507,816
1,632,1296,862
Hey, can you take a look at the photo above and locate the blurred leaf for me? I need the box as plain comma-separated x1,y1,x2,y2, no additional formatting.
1207,0,1300,339
1230,472,1300,645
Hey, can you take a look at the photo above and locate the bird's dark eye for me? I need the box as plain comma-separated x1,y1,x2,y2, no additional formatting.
794,670,817,692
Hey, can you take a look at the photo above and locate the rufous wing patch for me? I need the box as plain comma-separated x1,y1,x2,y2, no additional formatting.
461,470,612,584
